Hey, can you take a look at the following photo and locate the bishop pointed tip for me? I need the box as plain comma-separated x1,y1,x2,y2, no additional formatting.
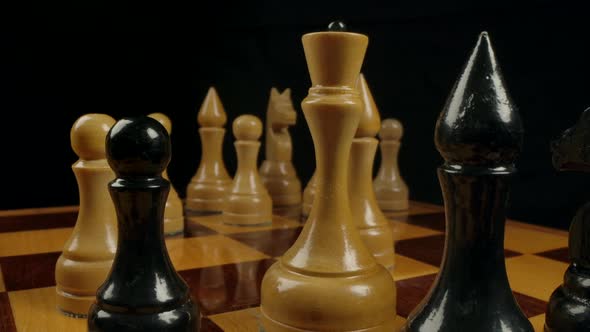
434,31,523,166
355,73,381,138
198,86,227,127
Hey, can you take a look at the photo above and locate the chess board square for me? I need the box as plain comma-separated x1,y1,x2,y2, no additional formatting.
7,286,220,332
0,228,72,257
167,235,269,271
529,314,546,332
190,214,300,235
506,254,568,300
385,201,444,220
395,273,437,317
179,259,275,315
0,292,16,332
184,221,218,238
392,222,442,241
227,227,302,257
513,292,548,318
209,306,261,331
0,252,60,291
504,223,568,254
200,317,224,332
535,248,569,263
0,206,77,233
392,254,438,281
395,273,549,320
394,213,446,231
8,286,87,332
395,235,445,267
0,266,5,292
396,234,522,267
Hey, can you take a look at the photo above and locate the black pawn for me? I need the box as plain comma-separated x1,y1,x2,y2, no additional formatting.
545,108,590,332
402,32,533,332
88,117,200,332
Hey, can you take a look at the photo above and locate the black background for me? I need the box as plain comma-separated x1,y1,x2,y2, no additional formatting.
2,1,589,229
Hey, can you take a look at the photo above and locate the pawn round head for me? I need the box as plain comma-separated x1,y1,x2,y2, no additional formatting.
233,115,262,141
379,119,403,141
106,116,171,177
71,114,116,160
148,113,172,134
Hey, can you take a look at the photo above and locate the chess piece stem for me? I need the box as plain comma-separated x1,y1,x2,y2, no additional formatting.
402,32,532,332
301,170,316,221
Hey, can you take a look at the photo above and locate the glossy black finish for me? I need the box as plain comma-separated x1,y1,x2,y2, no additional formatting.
327,20,347,31
402,32,533,332
551,107,590,172
545,110,590,332
88,116,200,332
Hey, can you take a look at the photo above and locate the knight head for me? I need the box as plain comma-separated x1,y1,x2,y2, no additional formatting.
551,107,590,172
268,88,297,130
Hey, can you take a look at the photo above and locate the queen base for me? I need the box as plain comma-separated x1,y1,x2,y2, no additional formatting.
260,263,396,332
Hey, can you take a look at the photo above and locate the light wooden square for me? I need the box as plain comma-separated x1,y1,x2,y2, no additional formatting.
209,306,261,331
529,314,546,332
166,235,269,271
392,254,439,281
506,254,567,300
9,286,86,332
189,214,301,235
392,222,442,241
504,223,568,254
0,228,72,257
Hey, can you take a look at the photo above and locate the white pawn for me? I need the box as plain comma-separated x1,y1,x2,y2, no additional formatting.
222,115,272,226
55,114,117,317
374,118,409,212
148,113,184,235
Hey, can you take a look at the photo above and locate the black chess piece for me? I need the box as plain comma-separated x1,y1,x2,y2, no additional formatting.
88,116,200,332
401,32,533,332
328,20,347,31
545,108,590,332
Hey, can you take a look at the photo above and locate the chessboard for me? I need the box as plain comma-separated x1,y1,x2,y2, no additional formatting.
0,201,569,332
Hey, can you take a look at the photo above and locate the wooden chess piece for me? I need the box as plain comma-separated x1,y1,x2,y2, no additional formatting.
349,73,395,270
402,32,533,332
260,23,397,331
186,87,232,215
259,88,302,219
222,115,272,226
55,114,117,317
148,113,184,235
545,107,590,332
374,118,409,213
88,116,200,332
301,171,316,221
